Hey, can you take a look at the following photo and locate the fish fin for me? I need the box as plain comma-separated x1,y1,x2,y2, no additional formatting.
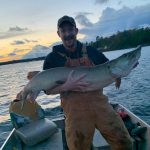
115,78,121,89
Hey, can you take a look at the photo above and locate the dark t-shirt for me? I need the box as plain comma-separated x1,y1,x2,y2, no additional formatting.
43,41,109,70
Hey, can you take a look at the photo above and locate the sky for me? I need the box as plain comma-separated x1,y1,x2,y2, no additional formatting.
0,0,150,62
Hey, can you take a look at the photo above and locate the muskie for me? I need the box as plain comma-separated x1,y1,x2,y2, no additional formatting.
20,46,141,109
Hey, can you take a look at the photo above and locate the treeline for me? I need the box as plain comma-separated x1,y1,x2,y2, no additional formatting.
88,27,150,51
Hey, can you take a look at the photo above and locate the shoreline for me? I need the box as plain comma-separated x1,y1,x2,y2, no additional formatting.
0,44,149,66
0,56,45,66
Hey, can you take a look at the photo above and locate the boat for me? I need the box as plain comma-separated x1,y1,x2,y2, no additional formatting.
0,103,150,150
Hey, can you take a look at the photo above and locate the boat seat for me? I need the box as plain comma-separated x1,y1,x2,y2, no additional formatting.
92,129,111,150
15,118,58,146
23,129,63,150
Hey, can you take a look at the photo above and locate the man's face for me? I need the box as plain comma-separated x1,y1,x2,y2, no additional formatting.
57,22,78,49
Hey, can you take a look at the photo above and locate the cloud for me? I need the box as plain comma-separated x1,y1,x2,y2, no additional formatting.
118,1,122,5
0,56,4,58
79,4,150,41
6,48,28,58
11,40,25,45
24,39,38,43
11,39,38,45
5,42,59,60
22,45,51,59
75,12,93,27
8,53,16,56
12,48,28,53
95,0,109,4
0,26,31,39
7,49,28,58
9,26,28,32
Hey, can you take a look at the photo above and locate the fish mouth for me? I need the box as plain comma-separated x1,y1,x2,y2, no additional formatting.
110,46,141,78
132,61,139,69
123,46,141,75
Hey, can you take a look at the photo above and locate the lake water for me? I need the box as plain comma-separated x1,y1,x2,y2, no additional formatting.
0,46,149,146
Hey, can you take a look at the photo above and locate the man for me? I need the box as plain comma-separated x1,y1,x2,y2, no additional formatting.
24,16,133,150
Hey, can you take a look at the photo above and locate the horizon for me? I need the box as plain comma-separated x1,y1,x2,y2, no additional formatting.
0,0,150,62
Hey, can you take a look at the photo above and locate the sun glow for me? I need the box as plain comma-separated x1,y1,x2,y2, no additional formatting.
0,32,85,62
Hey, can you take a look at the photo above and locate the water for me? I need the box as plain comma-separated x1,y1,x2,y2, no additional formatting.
0,46,149,146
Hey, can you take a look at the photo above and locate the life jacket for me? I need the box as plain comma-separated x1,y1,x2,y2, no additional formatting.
57,44,94,67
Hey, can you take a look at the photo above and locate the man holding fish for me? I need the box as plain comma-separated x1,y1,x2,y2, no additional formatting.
17,16,134,150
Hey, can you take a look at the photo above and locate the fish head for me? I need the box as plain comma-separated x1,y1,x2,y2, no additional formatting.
109,45,141,78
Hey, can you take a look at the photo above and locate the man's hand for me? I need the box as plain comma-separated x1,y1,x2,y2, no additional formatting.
61,70,90,91
15,71,40,101
45,70,90,95
27,71,40,80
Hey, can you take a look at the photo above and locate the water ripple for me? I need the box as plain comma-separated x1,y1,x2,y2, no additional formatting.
0,47,150,146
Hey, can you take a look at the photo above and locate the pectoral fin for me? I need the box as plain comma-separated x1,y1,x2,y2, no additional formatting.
115,78,121,89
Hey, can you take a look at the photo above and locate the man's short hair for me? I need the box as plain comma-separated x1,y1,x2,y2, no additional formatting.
57,16,76,29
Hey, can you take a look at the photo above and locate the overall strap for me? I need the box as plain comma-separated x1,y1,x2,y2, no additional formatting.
81,44,95,66
56,44,94,66
57,51,68,59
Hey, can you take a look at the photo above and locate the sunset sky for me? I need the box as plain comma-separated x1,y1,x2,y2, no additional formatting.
0,0,150,62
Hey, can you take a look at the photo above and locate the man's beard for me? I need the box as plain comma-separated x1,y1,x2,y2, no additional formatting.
64,35,76,48
64,35,74,41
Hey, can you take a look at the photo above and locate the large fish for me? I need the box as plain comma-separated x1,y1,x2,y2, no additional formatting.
20,46,141,108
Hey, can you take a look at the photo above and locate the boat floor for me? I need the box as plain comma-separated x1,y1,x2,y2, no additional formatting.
23,129,111,150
